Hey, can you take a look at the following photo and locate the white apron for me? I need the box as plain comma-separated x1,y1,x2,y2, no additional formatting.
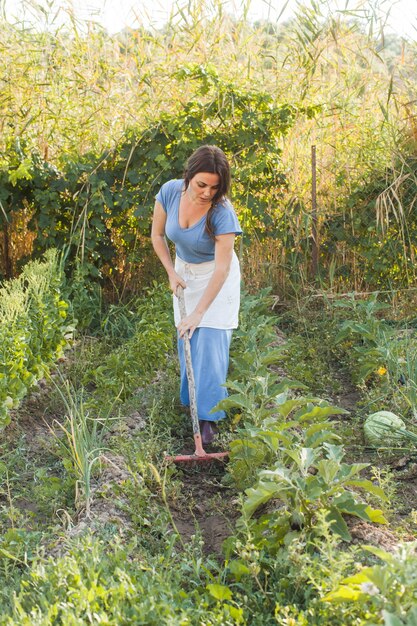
173,251,240,329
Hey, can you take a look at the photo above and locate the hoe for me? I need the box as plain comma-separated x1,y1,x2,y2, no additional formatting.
166,286,229,464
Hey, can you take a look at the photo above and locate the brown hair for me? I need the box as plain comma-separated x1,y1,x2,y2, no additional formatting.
183,145,231,239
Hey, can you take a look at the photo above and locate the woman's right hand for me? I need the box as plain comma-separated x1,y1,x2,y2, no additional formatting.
168,271,186,295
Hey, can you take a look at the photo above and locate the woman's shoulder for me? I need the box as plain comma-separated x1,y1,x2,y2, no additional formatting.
156,179,183,210
160,179,183,193
212,198,242,234
214,197,236,216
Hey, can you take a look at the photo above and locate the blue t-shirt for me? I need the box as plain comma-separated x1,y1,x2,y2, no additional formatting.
155,179,242,263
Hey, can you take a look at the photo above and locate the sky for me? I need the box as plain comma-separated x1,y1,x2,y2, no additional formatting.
2,0,417,39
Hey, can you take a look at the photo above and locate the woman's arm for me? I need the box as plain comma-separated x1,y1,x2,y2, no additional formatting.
151,200,186,294
177,232,235,338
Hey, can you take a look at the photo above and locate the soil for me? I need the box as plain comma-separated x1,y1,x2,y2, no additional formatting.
169,462,239,557
331,365,362,413
348,518,415,551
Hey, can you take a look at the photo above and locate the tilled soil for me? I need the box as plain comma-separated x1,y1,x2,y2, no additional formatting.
169,463,239,557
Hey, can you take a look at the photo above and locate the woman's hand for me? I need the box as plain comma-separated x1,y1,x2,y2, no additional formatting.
168,271,186,295
177,310,203,340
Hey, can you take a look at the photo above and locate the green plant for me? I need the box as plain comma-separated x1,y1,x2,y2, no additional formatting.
221,290,386,558
88,283,174,401
241,441,387,549
224,389,346,489
2,534,242,625
369,467,399,520
382,333,417,420
333,295,417,420
230,289,282,374
334,296,395,383
224,512,369,625
0,250,73,426
47,379,116,516
324,543,417,625
64,260,103,333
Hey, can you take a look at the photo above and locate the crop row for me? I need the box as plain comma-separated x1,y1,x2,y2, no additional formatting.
0,249,73,426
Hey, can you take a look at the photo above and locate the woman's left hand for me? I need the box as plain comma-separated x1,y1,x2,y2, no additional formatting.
177,311,203,340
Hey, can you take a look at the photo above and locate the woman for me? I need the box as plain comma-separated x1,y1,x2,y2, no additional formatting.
151,145,242,445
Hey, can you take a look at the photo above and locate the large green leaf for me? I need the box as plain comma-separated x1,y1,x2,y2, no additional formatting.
344,478,387,502
206,584,233,602
229,439,267,464
304,476,325,499
228,560,250,581
322,443,345,462
294,404,348,422
322,586,363,602
363,545,395,564
259,349,286,365
381,611,404,626
332,492,370,518
274,398,307,418
305,422,341,447
285,447,317,473
363,505,388,524
326,506,351,541
332,492,387,524
258,431,293,451
243,481,283,518
336,462,370,481
214,393,253,411
261,465,293,483
315,459,341,484
274,379,308,394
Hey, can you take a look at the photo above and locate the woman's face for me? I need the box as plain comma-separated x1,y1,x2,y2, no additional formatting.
187,172,220,206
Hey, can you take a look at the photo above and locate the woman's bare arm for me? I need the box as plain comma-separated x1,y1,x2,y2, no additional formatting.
177,233,235,338
151,200,186,294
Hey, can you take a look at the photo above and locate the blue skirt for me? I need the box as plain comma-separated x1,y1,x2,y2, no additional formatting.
178,327,233,422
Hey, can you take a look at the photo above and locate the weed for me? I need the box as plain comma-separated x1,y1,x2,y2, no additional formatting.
324,542,417,622
369,467,399,520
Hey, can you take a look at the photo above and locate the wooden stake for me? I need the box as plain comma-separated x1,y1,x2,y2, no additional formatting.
311,144,319,277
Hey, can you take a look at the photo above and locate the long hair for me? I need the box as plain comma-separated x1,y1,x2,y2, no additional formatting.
183,145,231,239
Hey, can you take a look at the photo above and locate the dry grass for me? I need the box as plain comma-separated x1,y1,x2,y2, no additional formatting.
1,0,417,291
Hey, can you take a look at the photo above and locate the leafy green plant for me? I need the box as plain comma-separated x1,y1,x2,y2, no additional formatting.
380,333,417,420
224,512,369,625
88,283,174,401
218,375,308,428
224,389,345,489
221,288,386,559
63,260,103,333
334,296,394,383
0,250,73,426
241,442,387,550
229,288,282,376
2,534,242,626
333,295,417,420
324,543,417,625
